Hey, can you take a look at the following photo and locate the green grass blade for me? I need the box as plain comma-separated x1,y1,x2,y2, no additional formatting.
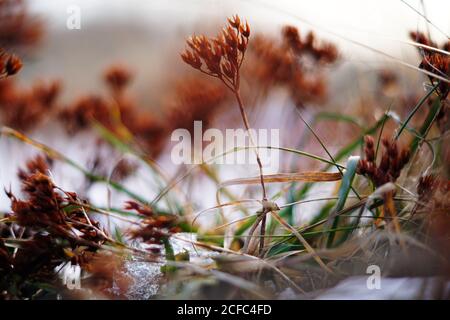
326,155,360,248
409,97,442,153
395,82,439,140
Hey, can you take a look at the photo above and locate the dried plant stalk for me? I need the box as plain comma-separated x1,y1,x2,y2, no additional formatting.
181,15,270,255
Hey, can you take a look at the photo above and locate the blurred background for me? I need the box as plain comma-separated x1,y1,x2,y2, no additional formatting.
24,0,450,101
1,0,449,218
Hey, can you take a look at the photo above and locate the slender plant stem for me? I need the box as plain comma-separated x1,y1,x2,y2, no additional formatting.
234,89,267,200
234,88,268,256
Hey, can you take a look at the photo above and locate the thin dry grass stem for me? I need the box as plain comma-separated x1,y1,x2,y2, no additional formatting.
72,202,142,226
192,199,261,226
214,214,259,231
269,210,333,274
181,15,270,255
220,171,342,187
152,144,345,206
401,0,449,39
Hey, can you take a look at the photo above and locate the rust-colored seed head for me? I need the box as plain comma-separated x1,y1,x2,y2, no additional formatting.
1,50,23,78
0,78,61,132
246,25,338,106
363,135,375,162
5,54,22,75
357,135,410,187
18,154,51,181
125,201,180,244
181,15,250,90
103,65,133,93
0,0,44,50
409,31,449,99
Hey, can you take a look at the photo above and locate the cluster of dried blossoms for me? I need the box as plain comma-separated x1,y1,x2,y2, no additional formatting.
181,15,250,92
0,78,60,131
1,62,229,162
0,0,43,50
125,201,180,247
283,26,338,63
0,49,22,79
246,25,338,105
0,2,233,159
58,65,167,158
1,153,183,298
0,155,114,299
357,135,410,187
59,95,111,133
103,64,133,95
410,31,449,100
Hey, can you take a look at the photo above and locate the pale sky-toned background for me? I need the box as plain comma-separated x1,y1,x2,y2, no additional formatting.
30,0,449,49
22,0,449,100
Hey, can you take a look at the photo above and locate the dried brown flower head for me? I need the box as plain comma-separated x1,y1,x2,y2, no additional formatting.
111,158,138,182
0,50,22,79
125,201,180,245
1,157,112,298
9,172,65,228
59,95,111,133
282,26,338,63
246,26,338,105
58,67,168,158
0,79,61,131
181,14,250,91
17,154,52,181
409,31,449,99
104,64,133,94
181,16,272,254
0,0,43,51
357,135,410,187
7,157,107,247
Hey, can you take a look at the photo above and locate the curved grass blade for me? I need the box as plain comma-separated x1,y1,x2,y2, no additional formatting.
326,155,360,248
409,97,442,153
395,82,439,140
220,172,342,187
1,127,152,206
